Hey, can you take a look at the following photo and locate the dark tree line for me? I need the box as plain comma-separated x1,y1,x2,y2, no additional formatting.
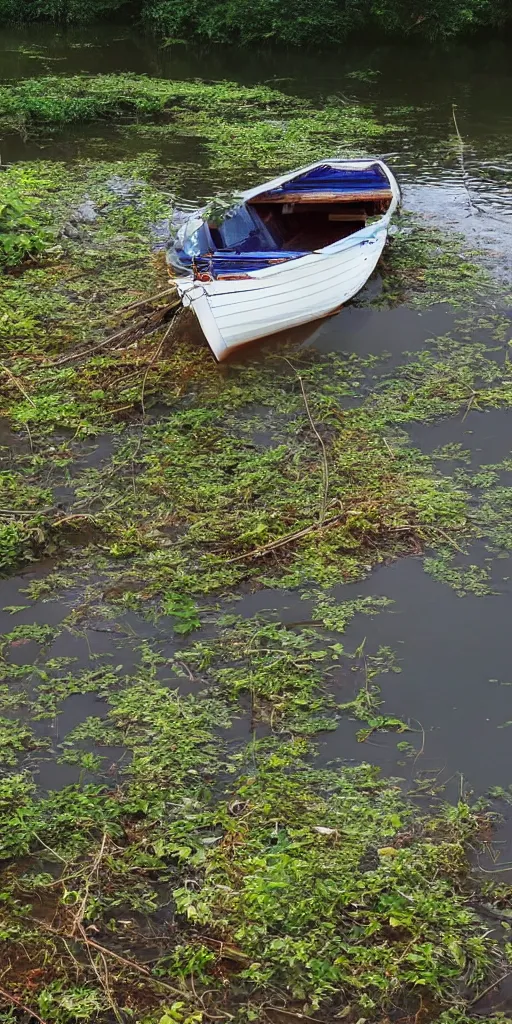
1,0,510,42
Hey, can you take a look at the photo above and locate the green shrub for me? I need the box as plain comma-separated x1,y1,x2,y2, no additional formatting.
0,522,28,572
0,191,50,267
141,0,510,43
0,0,509,37
0,0,128,22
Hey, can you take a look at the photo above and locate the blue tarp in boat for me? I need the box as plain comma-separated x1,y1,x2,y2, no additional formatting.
260,163,390,198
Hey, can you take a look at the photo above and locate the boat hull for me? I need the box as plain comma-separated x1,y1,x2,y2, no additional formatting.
174,159,400,361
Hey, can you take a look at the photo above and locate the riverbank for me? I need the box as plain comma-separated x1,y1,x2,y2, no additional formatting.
2,69,512,1024
0,0,511,45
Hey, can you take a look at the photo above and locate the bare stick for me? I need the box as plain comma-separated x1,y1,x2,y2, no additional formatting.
51,300,180,366
283,358,329,524
140,318,176,418
71,831,108,936
80,925,123,1024
33,919,192,1002
452,104,475,218
265,1007,322,1023
469,969,512,1006
84,936,191,1000
0,508,50,516
53,513,98,527
113,286,177,316
431,526,465,554
0,984,49,1024
226,513,344,564
298,375,329,524
0,363,36,407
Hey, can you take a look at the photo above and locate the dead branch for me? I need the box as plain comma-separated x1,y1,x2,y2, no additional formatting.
49,297,181,367
265,1007,322,1024
469,968,512,1006
71,831,108,937
53,513,99,527
226,511,459,565
113,285,177,316
283,357,329,523
298,375,329,524
452,104,476,218
80,926,123,1024
0,984,49,1024
0,362,36,407
198,936,250,962
226,513,345,563
140,320,173,417
33,919,193,1003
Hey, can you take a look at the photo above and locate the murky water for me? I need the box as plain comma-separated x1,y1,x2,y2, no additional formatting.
3,26,512,848
2,26,512,273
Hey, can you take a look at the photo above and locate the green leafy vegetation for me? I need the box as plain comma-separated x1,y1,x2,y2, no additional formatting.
1,63,512,1024
0,75,394,186
0,738,508,1022
0,74,304,134
172,750,496,1011
0,0,509,41
0,189,52,267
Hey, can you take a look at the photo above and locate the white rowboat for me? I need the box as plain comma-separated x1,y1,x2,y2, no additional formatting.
169,158,400,361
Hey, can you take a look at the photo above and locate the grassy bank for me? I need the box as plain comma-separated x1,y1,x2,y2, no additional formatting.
2,72,512,1024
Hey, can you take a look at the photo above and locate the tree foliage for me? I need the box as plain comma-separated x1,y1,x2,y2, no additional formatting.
0,0,128,22
0,0,510,39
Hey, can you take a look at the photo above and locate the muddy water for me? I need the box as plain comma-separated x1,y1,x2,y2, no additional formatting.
3,27,512,841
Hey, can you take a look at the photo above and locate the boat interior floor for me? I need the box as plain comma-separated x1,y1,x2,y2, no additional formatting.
247,197,392,252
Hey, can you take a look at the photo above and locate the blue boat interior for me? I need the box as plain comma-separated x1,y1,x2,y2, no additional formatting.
173,163,393,279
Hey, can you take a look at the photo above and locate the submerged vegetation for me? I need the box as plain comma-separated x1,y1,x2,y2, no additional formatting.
0,74,394,186
2,69,512,1024
0,737,509,1023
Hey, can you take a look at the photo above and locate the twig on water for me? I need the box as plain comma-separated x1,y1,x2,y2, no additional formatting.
469,969,512,1006
410,718,426,765
226,513,344,564
452,104,475,218
53,513,98,527
284,358,329,523
80,925,124,1024
0,362,36,407
265,1007,322,1023
298,375,329,523
33,919,193,1003
140,313,181,417
430,526,465,554
71,831,108,936
50,298,181,366
113,285,177,316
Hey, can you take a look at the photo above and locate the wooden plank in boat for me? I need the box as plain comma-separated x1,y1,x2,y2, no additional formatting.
328,212,367,222
249,189,393,204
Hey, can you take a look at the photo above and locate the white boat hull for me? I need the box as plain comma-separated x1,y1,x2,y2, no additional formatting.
174,159,400,361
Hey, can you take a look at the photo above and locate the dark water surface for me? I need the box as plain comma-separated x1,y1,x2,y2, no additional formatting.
2,27,512,846
2,26,512,271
